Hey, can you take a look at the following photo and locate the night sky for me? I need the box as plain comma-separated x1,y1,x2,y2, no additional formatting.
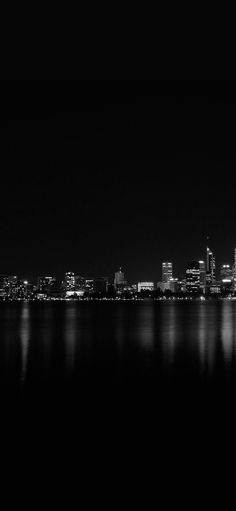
1,80,236,282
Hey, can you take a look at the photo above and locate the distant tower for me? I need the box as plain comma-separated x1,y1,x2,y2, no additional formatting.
162,262,173,283
199,260,206,290
206,243,215,285
234,248,236,292
186,261,200,293
114,268,125,291
65,272,75,291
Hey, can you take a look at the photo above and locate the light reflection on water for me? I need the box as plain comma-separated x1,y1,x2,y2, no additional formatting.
39,306,53,382
135,303,154,351
198,304,216,377
160,304,177,366
115,306,125,355
1,301,236,391
20,302,30,386
221,301,236,365
65,305,77,376
198,304,207,371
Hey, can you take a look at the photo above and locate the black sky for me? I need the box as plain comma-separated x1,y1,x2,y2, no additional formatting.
1,79,236,282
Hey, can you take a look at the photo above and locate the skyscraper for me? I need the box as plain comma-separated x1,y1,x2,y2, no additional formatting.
186,261,200,293
114,268,125,291
199,261,206,290
162,262,172,283
220,264,233,294
234,248,236,292
65,272,75,291
206,246,216,285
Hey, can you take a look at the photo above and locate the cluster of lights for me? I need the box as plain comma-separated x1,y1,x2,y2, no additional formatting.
1,246,236,300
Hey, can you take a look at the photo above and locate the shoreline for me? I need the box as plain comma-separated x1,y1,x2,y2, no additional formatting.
1,296,236,303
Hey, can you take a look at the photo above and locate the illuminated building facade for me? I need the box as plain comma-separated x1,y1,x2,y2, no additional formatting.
65,272,75,291
234,248,236,292
114,268,125,291
158,278,179,293
38,276,56,293
137,282,154,292
65,273,86,297
75,275,86,291
16,280,30,299
220,264,233,280
220,264,233,293
169,278,179,293
199,261,206,290
186,261,200,293
85,279,94,294
162,262,172,283
206,246,216,285
0,275,18,298
0,275,8,298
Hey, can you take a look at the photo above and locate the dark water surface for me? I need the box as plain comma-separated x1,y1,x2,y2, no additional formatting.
1,300,236,394
1,300,236,493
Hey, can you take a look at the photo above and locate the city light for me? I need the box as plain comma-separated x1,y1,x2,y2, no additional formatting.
1,246,236,301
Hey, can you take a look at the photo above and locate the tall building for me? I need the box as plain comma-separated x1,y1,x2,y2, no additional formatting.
220,264,233,294
162,262,172,283
186,261,200,293
16,280,30,299
114,268,125,291
65,272,75,291
199,261,206,290
206,246,216,285
233,248,236,292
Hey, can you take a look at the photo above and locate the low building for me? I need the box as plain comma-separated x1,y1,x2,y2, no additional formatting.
38,276,56,294
66,290,84,298
137,282,154,292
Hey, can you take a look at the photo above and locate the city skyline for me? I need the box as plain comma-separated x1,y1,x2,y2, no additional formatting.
1,242,236,298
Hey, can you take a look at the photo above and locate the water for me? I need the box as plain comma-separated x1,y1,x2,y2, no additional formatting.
1,300,236,493
1,300,236,394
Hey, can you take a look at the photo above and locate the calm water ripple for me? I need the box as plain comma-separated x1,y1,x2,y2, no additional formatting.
1,300,236,394
1,300,236,481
